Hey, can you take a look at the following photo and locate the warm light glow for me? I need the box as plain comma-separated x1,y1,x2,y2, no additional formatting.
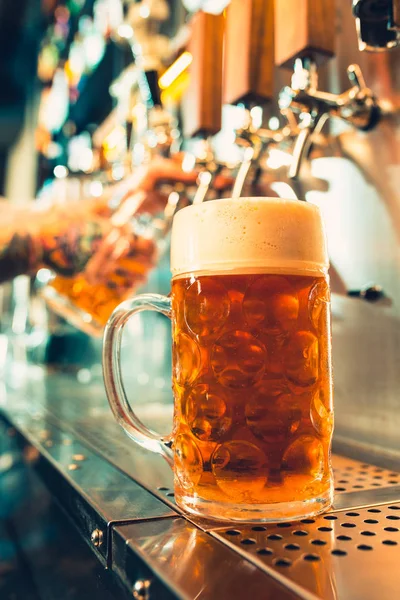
53,165,68,179
266,149,293,170
250,106,263,130
36,268,53,284
139,4,150,18
270,182,298,200
268,116,280,131
159,52,193,90
181,152,197,173
89,181,103,197
117,23,133,39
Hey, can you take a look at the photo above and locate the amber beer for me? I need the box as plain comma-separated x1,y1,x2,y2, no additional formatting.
172,272,332,518
48,233,156,332
169,198,333,521
44,227,157,336
103,197,333,521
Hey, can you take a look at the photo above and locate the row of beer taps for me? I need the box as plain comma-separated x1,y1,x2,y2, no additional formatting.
173,60,381,202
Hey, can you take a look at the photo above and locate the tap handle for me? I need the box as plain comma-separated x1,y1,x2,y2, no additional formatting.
182,11,224,138
347,64,367,91
224,0,274,105
288,126,311,180
274,0,335,68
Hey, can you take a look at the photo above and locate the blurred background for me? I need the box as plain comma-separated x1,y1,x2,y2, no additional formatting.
0,0,399,489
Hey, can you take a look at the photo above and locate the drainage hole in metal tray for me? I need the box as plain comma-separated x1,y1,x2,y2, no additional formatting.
335,487,346,492
382,540,398,546
364,519,379,524
303,554,320,562
338,480,349,484
166,492,175,498
346,512,360,517
292,530,308,536
388,506,400,510
273,558,292,568
318,526,333,532
386,515,400,520
300,519,315,524
367,509,381,513
324,515,338,520
341,523,356,528
267,534,283,541
360,531,376,537
241,538,256,545
277,522,292,528
311,539,327,546
257,548,274,556
157,487,169,491
252,526,267,532
357,544,373,551
337,535,352,541
384,527,399,532
284,544,300,551
331,549,347,557
353,485,364,489
226,530,241,536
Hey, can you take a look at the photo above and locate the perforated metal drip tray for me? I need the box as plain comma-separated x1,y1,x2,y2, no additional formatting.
185,454,399,600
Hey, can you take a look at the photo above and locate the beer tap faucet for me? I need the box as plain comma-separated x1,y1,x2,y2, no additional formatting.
279,58,380,179
232,109,297,198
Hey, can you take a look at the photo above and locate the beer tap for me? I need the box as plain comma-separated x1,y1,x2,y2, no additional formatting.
232,109,296,198
223,0,276,197
180,10,225,203
278,59,380,179
274,0,380,179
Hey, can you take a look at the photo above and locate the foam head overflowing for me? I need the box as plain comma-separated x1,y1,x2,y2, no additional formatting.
171,197,329,278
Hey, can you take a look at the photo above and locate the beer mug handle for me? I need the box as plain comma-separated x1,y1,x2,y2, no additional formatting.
102,294,174,465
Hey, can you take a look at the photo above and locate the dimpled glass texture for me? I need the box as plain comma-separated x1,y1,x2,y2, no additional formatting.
171,273,333,521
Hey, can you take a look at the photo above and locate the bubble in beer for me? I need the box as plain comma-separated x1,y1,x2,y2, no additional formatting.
173,333,201,385
309,280,330,330
183,384,232,442
282,435,325,480
310,388,333,437
174,433,203,491
212,441,268,500
184,279,230,340
245,382,301,443
285,331,319,390
243,276,299,334
210,330,266,388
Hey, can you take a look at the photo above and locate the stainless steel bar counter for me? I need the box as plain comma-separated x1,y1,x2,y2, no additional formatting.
1,364,400,600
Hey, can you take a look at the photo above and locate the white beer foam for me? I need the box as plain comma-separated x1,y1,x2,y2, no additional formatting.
171,197,329,277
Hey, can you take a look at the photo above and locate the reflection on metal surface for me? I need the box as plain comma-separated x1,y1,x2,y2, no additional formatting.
132,579,151,600
0,409,177,565
91,528,104,548
332,454,400,493
212,503,400,600
113,518,300,600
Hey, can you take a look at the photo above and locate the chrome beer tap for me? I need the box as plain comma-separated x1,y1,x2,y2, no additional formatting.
232,109,297,198
182,139,227,204
279,58,381,179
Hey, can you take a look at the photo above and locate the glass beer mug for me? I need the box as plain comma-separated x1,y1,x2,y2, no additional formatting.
103,197,334,521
